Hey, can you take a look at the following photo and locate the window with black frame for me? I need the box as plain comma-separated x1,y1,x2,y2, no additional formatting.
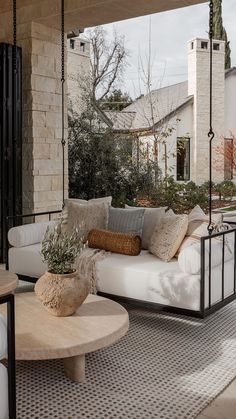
176,137,190,181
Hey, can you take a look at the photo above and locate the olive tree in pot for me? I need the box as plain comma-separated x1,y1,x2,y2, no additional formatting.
35,221,89,317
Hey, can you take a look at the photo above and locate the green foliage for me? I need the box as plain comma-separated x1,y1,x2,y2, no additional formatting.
151,176,182,209
200,181,215,194
41,221,86,274
215,180,236,201
100,89,132,111
68,108,156,206
213,0,231,69
148,177,209,213
182,182,208,211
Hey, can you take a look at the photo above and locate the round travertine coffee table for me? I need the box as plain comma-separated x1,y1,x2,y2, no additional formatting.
0,292,129,383
0,270,18,296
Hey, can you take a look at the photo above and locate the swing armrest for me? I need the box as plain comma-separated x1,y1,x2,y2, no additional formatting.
5,210,62,269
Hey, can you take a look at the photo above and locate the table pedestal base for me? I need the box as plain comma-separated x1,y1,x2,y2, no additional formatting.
64,354,86,383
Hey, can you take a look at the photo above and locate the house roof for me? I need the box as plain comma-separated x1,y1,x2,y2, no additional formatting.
104,67,236,133
225,67,236,78
123,81,189,131
104,110,136,131
104,81,191,132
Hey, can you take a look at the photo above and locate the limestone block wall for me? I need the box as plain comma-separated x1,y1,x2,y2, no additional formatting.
188,38,225,185
1,21,68,214
29,22,68,213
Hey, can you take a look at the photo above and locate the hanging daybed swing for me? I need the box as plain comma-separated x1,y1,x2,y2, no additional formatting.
5,0,236,320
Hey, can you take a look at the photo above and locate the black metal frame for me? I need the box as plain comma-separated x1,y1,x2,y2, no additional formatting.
201,227,236,317
0,43,22,263
0,293,16,419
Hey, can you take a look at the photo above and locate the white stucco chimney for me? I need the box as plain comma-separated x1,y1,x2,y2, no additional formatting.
188,37,225,184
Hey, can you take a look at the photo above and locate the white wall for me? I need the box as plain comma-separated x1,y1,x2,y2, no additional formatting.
67,37,90,114
225,73,236,137
137,104,193,181
188,38,225,184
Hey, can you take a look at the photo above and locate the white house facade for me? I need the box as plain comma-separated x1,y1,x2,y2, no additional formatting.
106,37,236,185
67,35,90,113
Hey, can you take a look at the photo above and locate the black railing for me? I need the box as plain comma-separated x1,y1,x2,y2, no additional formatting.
200,227,236,317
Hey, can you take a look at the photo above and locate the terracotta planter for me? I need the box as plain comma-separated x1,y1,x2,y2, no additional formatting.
35,270,90,317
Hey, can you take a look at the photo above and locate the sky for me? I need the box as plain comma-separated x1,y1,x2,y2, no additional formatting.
89,1,236,99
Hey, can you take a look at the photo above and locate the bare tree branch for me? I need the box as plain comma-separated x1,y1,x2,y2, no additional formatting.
87,26,128,108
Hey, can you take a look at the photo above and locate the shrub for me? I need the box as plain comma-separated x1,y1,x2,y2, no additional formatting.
215,180,236,201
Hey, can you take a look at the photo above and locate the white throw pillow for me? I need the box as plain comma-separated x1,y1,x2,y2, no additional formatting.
178,205,222,253
149,214,188,262
66,196,112,206
178,239,234,275
125,205,166,249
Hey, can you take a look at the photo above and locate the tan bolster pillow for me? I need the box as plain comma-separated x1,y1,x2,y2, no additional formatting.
88,229,142,256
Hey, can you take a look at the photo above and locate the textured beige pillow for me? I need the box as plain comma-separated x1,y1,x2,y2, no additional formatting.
61,197,111,229
66,201,109,241
165,208,175,216
149,214,188,262
178,206,222,253
125,205,166,249
66,196,112,206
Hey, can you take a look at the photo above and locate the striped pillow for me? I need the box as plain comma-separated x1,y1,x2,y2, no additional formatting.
178,210,222,253
108,208,145,236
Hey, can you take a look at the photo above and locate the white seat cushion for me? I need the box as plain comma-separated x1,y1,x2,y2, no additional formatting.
9,244,47,278
96,251,201,310
96,251,235,311
9,246,236,312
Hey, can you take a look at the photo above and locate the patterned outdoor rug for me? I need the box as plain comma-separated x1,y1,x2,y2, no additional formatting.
16,300,236,419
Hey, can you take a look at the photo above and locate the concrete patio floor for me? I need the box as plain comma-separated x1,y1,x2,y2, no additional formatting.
197,378,236,419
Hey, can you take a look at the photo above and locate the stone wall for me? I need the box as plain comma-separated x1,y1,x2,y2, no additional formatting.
29,22,68,213
1,21,68,214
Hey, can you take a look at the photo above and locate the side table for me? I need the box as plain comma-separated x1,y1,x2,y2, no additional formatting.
0,270,18,419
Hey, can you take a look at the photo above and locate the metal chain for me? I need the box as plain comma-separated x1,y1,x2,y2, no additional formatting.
13,0,17,72
12,0,18,219
61,0,65,206
207,0,215,235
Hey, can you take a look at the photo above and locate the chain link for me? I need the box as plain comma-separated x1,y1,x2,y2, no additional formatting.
13,0,17,72
61,0,65,205
207,0,215,235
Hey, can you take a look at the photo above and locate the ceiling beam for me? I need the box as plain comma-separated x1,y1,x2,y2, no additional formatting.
0,0,207,32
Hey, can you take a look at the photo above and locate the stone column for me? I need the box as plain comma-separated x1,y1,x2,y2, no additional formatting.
188,37,225,185
0,21,68,214
26,22,68,213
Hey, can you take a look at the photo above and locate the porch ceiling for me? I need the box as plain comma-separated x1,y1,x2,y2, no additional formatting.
1,0,207,31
